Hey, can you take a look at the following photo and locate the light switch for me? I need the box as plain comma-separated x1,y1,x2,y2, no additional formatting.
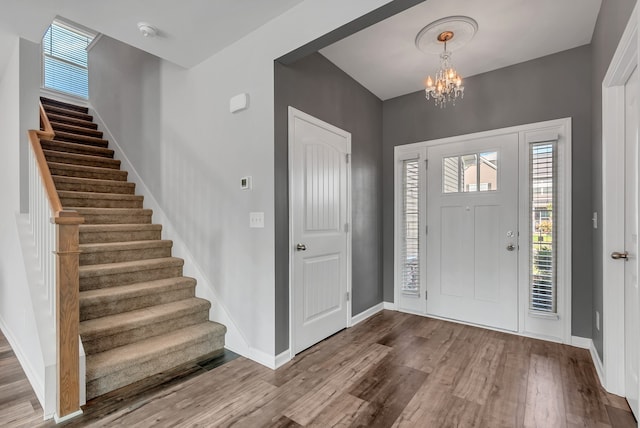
249,212,264,228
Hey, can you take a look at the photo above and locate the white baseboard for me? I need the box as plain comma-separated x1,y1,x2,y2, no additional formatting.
351,302,384,326
589,340,606,388
274,350,292,369
383,302,397,310
570,335,592,349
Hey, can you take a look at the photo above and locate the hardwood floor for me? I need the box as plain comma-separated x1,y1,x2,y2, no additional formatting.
2,310,637,427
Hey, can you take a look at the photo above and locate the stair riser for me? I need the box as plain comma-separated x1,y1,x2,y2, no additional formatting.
82,310,209,355
60,196,143,209
54,179,135,195
49,165,127,181
80,286,196,321
46,114,98,130
81,266,183,291
41,98,89,114
41,140,114,158
80,213,152,225
44,152,120,170
43,105,93,121
86,333,224,400
54,132,108,148
51,123,103,138
79,229,161,244
80,246,171,265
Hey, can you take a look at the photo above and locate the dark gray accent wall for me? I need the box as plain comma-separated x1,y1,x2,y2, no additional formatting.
382,45,593,337
274,53,383,354
590,0,637,360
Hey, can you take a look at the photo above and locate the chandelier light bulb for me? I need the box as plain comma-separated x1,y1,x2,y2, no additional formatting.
423,30,465,108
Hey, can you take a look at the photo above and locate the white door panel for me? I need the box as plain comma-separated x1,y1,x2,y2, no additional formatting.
624,66,639,419
427,134,519,331
289,108,351,355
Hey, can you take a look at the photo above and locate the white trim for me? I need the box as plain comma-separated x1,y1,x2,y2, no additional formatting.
393,118,572,344
590,339,606,388
54,409,83,424
351,302,384,326
601,2,638,396
383,302,397,310
39,88,89,107
571,336,592,349
86,34,103,52
274,350,292,369
287,106,352,358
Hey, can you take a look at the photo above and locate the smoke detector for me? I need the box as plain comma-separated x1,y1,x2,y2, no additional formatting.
137,22,158,38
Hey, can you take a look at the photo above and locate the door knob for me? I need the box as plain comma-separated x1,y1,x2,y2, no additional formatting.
611,251,629,260
296,243,307,251
506,244,516,251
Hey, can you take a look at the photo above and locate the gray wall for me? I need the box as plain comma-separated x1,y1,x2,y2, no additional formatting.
88,36,162,195
382,45,593,337
590,0,637,360
274,53,384,353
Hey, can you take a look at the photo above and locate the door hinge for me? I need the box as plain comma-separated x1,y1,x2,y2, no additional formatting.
425,159,428,169
425,290,428,300
344,222,349,233
425,225,428,235
346,153,350,163
346,291,350,301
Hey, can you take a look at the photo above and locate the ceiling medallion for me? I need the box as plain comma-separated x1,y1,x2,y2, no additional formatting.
415,16,478,108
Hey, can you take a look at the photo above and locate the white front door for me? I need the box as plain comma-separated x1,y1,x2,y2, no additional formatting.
289,107,351,355
426,134,519,331
623,66,640,419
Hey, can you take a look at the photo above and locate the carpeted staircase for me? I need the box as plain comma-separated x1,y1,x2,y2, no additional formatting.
39,96,226,400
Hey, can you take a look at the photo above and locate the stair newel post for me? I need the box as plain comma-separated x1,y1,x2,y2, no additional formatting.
54,211,83,418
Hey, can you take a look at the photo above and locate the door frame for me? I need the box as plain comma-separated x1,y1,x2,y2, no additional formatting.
393,118,572,344
602,2,638,396
287,106,352,358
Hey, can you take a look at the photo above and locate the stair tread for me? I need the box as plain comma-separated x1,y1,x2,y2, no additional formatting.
51,121,103,137
41,97,89,113
54,131,108,146
80,297,210,338
48,161,126,176
58,190,142,201
41,139,113,157
86,322,225,380
69,207,152,214
79,223,162,232
80,257,184,278
80,239,172,253
80,277,196,304
44,150,120,168
53,175,134,187
43,104,93,121
46,113,97,129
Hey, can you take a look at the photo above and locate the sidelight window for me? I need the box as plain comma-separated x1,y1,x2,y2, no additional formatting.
400,159,420,296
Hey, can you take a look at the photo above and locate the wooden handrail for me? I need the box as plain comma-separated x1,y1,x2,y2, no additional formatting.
29,102,84,419
39,101,55,139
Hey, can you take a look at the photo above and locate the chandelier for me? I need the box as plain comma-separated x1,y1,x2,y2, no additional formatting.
424,31,464,108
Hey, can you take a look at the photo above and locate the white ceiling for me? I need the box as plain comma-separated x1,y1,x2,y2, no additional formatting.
0,0,303,70
320,0,602,100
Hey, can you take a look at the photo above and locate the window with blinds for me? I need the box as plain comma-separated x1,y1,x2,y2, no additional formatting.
401,159,420,296
530,141,556,313
42,21,94,99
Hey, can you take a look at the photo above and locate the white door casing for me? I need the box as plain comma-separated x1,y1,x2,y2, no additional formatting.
426,134,519,331
393,119,571,343
288,107,351,356
602,2,638,397
624,66,639,419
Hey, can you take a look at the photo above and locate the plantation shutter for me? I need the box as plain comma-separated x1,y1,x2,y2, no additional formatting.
42,21,94,99
401,158,420,296
528,131,558,313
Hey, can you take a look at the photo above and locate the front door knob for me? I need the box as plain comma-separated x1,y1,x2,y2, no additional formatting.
506,244,516,251
296,243,307,251
611,251,629,260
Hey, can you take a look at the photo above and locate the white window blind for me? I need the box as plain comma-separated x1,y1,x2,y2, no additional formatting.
401,159,420,296
529,141,556,313
42,21,93,99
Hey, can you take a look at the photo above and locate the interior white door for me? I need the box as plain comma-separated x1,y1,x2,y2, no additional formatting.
289,108,350,355
623,66,639,419
426,134,519,331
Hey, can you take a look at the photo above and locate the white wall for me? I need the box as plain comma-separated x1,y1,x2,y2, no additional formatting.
0,37,56,417
88,0,392,359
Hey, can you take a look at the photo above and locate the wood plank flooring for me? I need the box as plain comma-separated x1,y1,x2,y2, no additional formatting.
2,310,637,427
